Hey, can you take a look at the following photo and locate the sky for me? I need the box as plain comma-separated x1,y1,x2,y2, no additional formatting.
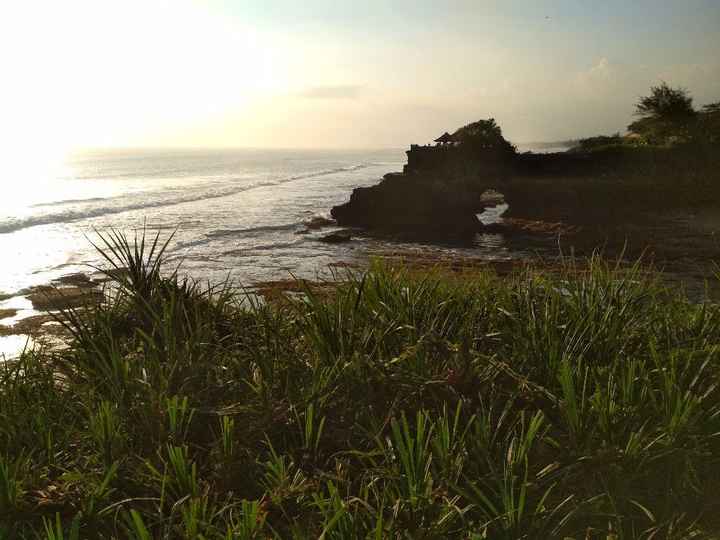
1,0,719,153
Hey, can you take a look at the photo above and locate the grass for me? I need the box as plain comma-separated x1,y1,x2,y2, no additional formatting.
1,229,720,538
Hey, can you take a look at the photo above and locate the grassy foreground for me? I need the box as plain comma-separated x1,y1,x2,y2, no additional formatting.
2,232,720,539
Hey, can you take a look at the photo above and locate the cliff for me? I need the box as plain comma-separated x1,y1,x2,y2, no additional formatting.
331,119,515,234
331,120,720,235
504,144,720,222
331,147,512,234
331,171,488,234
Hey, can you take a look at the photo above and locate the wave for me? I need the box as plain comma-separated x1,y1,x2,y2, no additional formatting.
283,164,373,182
222,239,306,255
0,186,251,234
0,163,378,234
66,162,377,182
174,222,310,251
31,196,109,208
206,223,301,238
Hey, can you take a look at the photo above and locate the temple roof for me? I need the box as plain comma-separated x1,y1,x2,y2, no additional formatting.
434,132,456,143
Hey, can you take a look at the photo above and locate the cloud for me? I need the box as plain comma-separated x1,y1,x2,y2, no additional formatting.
588,57,611,80
298,85,365,99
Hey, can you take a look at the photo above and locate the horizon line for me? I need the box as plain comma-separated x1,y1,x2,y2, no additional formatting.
68,139,582,153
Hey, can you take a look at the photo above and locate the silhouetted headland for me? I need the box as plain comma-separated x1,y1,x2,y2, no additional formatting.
332,84,720,237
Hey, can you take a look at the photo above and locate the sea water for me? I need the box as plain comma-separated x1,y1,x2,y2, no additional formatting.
0,147,522,300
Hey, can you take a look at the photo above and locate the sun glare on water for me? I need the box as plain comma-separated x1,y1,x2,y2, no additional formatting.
0,142,80,294
0,145,73,212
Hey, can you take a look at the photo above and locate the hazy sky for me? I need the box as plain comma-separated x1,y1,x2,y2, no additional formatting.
2,0,719,152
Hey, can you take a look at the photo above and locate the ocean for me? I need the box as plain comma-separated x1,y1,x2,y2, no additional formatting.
4,144,716,357
0,147,527,300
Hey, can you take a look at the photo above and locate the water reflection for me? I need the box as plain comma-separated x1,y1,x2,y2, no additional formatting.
0,334,33,360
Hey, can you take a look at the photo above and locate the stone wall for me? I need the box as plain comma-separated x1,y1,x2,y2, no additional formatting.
404,145,460,174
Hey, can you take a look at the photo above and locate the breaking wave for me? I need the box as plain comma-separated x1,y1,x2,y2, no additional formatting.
206,223,301,238
0,163,376,234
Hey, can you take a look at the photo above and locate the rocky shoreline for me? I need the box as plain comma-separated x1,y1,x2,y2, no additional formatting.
0,273,107,355
331,170,491,235
331,121,720,237
4,119,720,357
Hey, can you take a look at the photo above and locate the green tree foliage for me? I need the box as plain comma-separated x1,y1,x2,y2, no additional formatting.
702,102,720,115
627,83,696,144
452,118,516,154
634,82,695,120
574,133,627,152
698,102,720,143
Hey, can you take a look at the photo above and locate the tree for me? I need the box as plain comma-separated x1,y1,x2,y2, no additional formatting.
628,83,696,144
702,102,720,115
451,118,516,154
698,102,720,144
634,82,695,120
575,133,626,152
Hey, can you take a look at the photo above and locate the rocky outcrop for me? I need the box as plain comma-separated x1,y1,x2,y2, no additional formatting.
332,130,514,234
502,145,720,223
331,171,493,234
331,119,720,236
319,231,352,244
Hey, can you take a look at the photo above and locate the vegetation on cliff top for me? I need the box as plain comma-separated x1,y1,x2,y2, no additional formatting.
451,119,517,155
2,231,720,538
575,83,719,152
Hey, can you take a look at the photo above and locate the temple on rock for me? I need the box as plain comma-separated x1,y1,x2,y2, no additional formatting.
403,133,460,173
403,120,516,174
434,132,458,146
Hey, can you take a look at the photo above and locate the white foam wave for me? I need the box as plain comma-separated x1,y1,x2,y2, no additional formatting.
222,238,306,255
0,163,376,234
206,223,300,238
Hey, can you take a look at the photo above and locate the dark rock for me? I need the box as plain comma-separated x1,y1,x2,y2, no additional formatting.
331,117,720,237
26,286,103,311
331,125,515,235
319,232,352,244
0,309,18,321
331,172,489,234
52,272,95,287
